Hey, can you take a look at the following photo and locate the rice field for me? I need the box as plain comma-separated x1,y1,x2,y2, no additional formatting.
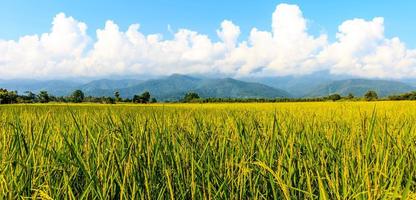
0,101,415,199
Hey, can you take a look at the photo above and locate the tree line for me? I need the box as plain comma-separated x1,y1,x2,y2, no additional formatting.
180,91,380,103
1,88,415,105
0,89,156,104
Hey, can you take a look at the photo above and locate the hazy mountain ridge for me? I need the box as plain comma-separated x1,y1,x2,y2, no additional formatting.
0,79,80,96
90,74,291,101
306,79,415,97
79,79,143,93
195,78,291,99
243,71,356,97
1,74,416,100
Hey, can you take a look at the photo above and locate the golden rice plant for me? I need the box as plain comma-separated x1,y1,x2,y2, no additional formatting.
0,101,415,199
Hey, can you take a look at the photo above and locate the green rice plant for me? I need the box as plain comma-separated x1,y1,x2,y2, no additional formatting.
0,102,415,199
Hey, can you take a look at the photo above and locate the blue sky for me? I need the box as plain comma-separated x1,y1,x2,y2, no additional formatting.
1,1,416,79
0,0,415,45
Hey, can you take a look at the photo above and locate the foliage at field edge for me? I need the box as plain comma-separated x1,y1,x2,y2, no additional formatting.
4,86,416,105
0,102,415,199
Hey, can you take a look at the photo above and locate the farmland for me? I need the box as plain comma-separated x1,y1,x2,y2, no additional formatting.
0,102,415,199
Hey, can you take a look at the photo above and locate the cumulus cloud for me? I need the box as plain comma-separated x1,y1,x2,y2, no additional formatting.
83,21,227,76
222,4,327,76
318,17,416,78
0,13,89,78
1,4,416,79
217,20,240,49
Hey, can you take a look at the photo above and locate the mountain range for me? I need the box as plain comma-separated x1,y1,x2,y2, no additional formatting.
305,79,415,97
1,73,415,101
81,74,291,101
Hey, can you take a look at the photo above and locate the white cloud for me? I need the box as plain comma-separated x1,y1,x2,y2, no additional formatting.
83,22,226,76
41,13,89,58
0,13,88,78
223,4,327,76
217,20,240,49
319,17,416,78
1,4,416,79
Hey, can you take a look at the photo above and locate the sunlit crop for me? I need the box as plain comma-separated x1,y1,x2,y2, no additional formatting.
0,102,415,199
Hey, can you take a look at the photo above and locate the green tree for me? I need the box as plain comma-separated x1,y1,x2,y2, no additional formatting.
114,91,121,102
364,90,378,101
0,88,17,104
71,90,85,103
328,94,341,101
103,97,115,104
347,93,354,100
37,91,50,103
183,92,200,102
133,91,151,103
0,89,6,104
25,91,36,102
141,91,150,103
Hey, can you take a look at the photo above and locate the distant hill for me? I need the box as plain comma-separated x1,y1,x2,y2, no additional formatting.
243,71,356,97
195,78,291,99
0,78,145,97
79,79,143,93
85,74,292,101
402,79,416,87
306,79,415,97
0,79,80,96
109,74,201,101
2,75,415,101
